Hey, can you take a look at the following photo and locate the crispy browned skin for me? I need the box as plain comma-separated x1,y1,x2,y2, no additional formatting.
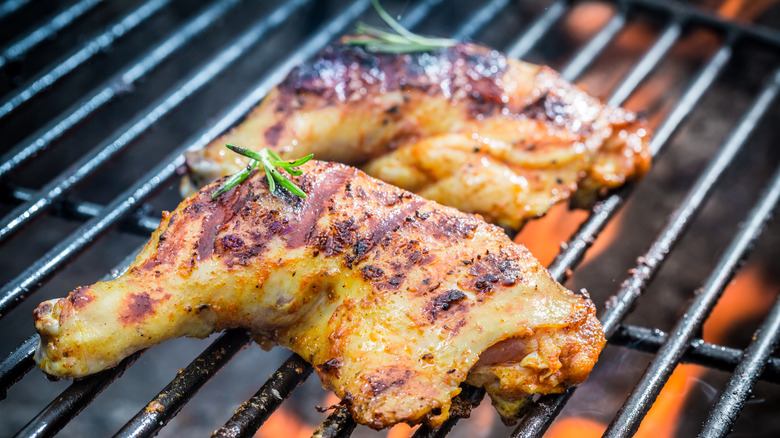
35,161,604,428
184,40,650,229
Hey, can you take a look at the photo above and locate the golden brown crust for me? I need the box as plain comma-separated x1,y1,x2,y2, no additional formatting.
35,161,605,428
183,41,651,229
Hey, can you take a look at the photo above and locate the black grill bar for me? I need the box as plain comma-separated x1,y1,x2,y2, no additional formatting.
4,185,160,235
312,407,358,438
5,0,373,430
0,0,241,180
698,295,780,436
0,334,36,399
0,0,171,121
0,0,103,69
606,18,682,107
628,0,780,48
4,0,378,433
451,0,509,41
0,0,311,249
559,12,625,81
0,0,315,317
513,44,766,438
546,40,733,285
603,64,780,338
604,116,780,437
113,330,251,438
0,0,30,21
15,352,142,438
411,385,484,438
504,0,566,59
610,324,780,384
213,354,313,438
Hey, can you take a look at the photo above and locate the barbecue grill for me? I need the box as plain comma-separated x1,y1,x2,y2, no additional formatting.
1,0,780,436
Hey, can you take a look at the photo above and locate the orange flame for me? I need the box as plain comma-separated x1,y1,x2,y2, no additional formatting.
254,406,315,438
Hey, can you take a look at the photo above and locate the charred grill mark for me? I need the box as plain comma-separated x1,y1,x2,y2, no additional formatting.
360,265,384,281
313,218,359,258
197,208,231,261
219,235,244,251
362,367,415,396
219,232,267,268
278,43,507,116
119,291,170,326
419,210,478,242
358,199,425,258
424,290,467,323
464,250,521,294
287,166,353,249
68,286,95,309
264,120,285,146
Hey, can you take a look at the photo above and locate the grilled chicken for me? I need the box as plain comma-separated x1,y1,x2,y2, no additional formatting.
35,161,605,429
183,40,650,229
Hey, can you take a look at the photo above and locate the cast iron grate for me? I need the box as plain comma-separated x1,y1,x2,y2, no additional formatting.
0,0,779,437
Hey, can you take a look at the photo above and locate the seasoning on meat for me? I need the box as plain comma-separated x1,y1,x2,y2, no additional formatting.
34,161,605,429
183,40,651,229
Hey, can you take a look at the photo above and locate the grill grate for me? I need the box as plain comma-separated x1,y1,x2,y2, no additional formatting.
1,0,780,437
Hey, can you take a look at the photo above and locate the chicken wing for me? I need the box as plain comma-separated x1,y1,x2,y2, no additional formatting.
183,40,650,229
35,161,604,428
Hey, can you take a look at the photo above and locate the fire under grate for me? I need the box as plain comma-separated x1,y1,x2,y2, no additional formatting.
1,0,780,437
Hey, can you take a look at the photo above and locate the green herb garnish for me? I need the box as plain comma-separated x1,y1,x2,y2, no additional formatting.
211,145,313,199
344,0,456,53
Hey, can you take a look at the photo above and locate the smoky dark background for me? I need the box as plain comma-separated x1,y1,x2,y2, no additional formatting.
1,0,779,436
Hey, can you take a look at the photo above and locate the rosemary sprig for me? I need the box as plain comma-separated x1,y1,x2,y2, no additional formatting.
211,145,313,199
344,0,456,53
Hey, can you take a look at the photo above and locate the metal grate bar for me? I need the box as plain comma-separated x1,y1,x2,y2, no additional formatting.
5,185,161,235
4,0,375,432
0,0,310,248
451,0,510,41
313,407,358,438
606,19,683,107
547,38,733,284
113,330,251,438
213,354,313,438
0,0,31,21
605,125,780,436
504,0,567,59
698,295,780,436
0,0,104,69
623,0,780,48
0,0,317,318
0,0,172,121
0,0,242,180
560,12,625,81
411,385,484,438
0,243,144,403
512,39,736,438
601,63,780,340
0,334,36,399
0,0,367,316
610,324,780,384
14,352,142,438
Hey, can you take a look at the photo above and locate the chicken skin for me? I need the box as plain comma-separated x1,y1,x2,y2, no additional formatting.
183,40,650,229
35,161,604,428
